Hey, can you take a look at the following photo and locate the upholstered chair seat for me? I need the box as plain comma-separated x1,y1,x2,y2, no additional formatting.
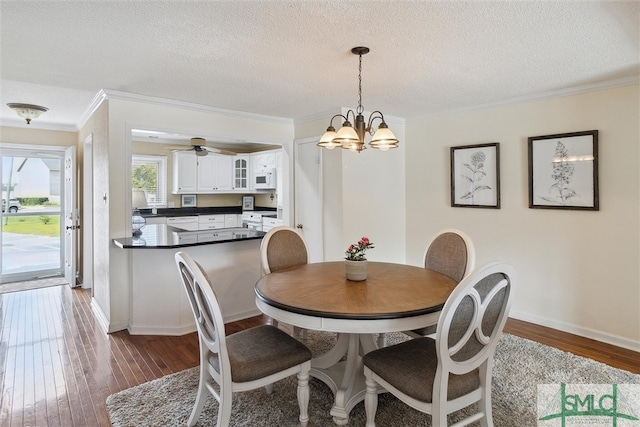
208,325,311,382
363,337,480,402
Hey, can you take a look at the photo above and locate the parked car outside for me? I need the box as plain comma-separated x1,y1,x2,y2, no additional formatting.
2,198,21,213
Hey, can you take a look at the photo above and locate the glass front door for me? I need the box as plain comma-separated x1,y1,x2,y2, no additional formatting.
0,150,63,283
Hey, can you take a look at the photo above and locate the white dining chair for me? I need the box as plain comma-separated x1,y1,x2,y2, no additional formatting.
260,226,310,337
403,228,476,340
364,262,514,427
175,251,312,427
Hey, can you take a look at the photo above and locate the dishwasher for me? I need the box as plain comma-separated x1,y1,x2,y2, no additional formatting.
166,216,199,231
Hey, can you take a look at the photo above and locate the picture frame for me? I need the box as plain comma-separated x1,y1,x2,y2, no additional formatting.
451,143,500,208
528,130,598,210
181,194,197,207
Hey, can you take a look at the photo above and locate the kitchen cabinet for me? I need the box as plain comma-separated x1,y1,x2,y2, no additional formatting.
167,216,199,231
224,214,239,228
252,150,277,172
197,154,233,192
197,230,233,242
276,150,283,208
197,214,239,230
172,152,198,193
172,151,233,193
145,216,167,225
198,214,225,230
233,156,250,191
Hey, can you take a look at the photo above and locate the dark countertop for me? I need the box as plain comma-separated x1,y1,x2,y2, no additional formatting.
137,206,276,218
113,224,265,249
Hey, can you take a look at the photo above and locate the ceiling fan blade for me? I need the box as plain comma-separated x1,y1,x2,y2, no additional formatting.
203,146,236,156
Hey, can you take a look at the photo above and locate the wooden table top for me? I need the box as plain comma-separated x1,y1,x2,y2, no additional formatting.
255,261,457,320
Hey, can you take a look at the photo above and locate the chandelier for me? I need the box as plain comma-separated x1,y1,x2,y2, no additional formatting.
317,47,399,153
6,103,49,125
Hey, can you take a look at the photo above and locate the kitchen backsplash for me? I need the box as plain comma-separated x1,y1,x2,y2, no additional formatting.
167,192,277,209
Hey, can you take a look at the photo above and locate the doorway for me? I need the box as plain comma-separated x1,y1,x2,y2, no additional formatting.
0,145,74,285
294,137,324,262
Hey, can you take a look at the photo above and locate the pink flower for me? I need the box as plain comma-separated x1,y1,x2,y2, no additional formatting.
345,236,375,261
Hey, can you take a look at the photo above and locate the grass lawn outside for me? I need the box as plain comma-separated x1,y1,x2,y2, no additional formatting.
1,215,61,237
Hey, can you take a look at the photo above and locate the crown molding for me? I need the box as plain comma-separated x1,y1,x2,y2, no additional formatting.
100,89,294,125
412,75,640,121
76,89,109,130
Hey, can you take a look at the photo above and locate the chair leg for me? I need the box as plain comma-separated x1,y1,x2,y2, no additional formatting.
297,368,310,426
431,408,447,427
376,333,386,348
187,366,209,427
479,365,493,427
292,326,308,340
217,387,233,427
364,373,378,427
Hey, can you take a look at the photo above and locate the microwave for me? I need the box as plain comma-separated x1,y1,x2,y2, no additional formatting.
254,168,276,189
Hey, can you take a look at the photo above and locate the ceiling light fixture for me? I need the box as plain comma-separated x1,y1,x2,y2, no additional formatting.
7,103,49,125
317,47,399,153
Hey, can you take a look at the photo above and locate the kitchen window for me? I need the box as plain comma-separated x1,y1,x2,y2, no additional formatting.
132,155,167,207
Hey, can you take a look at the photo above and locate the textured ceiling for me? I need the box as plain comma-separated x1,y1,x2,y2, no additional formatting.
1,1,638,131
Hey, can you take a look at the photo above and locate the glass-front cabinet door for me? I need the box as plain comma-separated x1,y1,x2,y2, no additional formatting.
233,156,249,190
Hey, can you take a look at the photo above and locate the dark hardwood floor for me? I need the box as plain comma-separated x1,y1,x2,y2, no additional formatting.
0,285,638,426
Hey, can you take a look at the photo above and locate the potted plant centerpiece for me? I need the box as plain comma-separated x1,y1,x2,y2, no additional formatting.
345,236,374,281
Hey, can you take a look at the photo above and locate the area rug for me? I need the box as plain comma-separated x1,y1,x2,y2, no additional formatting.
106,332,640,427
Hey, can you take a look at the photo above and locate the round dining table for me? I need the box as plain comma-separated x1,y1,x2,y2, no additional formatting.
254,261,457,425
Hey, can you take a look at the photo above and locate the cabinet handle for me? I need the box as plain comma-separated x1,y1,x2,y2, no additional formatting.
296,224,303,229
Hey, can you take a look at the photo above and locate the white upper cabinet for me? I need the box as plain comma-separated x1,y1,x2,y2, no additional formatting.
252,150,277,172
213,155,233,191
276,150,283,208
172,149,282,194
233,156,250,191
197,154,232,192
172,151,198,193
172,151,233,193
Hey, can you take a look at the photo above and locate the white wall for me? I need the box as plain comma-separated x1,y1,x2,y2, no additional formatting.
86,94,295,332
405,85,640,349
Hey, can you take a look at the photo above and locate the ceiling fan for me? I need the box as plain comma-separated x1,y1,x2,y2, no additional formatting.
171,137,236,156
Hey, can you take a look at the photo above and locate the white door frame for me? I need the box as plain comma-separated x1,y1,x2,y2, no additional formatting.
82,134,93,289
0,143,74,283
293,136,324,262
64,146,78,287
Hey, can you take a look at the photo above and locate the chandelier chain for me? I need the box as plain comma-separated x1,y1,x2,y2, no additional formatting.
357,53,363,114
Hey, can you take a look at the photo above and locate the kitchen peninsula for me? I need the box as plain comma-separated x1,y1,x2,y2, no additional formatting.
113,224,267,336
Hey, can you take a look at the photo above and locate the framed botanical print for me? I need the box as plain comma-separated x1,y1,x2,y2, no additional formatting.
528,130,598,210
451,143,500,208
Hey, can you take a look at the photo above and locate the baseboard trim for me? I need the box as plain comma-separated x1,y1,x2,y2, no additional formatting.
224,308,262,324
90,298,110,334
90,298,129,334
128,324,197,336
510,310,640,353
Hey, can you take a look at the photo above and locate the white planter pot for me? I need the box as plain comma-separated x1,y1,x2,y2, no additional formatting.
345,260,368,281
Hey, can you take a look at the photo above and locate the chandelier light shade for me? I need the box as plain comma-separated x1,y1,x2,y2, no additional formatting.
7,103,49,124
317,46,399,153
